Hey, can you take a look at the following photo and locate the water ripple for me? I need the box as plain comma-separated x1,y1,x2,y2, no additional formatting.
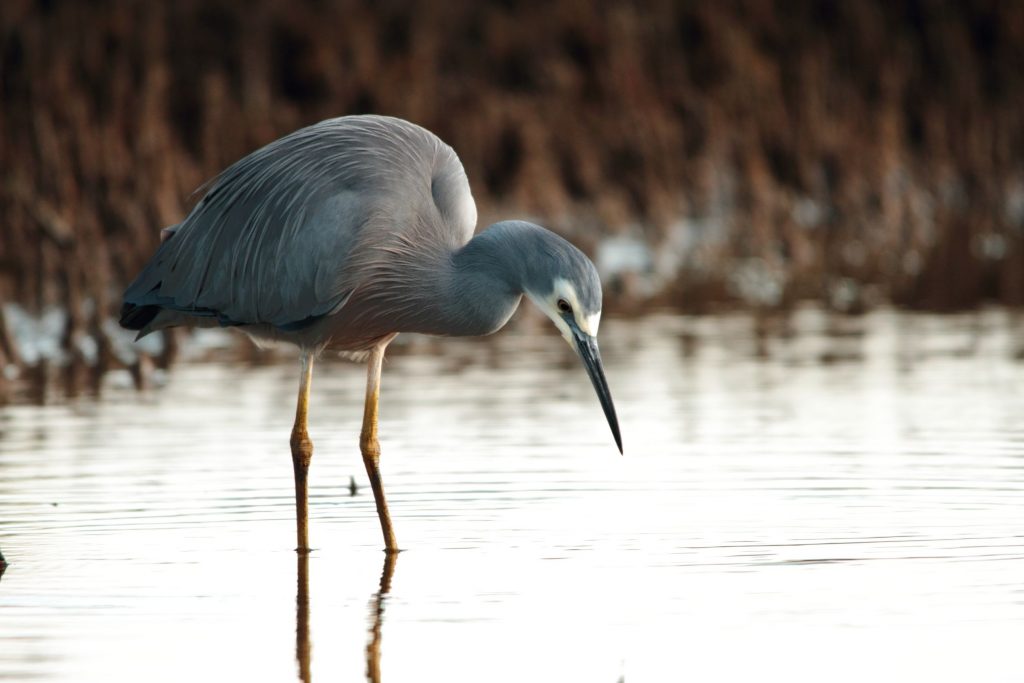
2,310,1024,681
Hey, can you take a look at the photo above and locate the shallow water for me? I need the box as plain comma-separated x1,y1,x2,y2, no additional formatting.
1,309,1023,682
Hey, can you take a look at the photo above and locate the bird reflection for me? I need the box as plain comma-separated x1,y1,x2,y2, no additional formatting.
366,552,398,683
295,554,312,683
293,551,397,683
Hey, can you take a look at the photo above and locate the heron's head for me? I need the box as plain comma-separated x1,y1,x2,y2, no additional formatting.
517,226,622,454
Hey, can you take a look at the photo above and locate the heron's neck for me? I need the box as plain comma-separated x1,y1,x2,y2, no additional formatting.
428,221,537,337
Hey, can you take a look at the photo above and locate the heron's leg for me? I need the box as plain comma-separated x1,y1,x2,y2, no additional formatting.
290,353,315,553
361,342,399,552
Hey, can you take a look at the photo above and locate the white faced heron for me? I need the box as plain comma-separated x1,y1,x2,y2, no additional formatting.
120,115,621,553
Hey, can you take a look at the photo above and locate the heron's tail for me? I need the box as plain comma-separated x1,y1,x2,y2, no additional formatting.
120,225,180,338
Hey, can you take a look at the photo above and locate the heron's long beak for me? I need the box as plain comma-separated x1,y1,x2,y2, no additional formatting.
573,329,623,454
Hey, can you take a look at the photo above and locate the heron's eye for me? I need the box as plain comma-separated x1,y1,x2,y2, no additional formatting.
556,298,572,314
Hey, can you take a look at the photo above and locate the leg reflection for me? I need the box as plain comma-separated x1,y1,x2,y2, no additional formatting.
366,552,398,683
296,553,312,683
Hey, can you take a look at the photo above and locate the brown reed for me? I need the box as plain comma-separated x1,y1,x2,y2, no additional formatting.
1,0,1022,396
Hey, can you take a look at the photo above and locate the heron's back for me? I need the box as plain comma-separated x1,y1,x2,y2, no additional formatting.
121,115,478,349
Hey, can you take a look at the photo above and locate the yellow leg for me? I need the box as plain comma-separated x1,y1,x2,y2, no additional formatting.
361,341,399,552
290,353,315,553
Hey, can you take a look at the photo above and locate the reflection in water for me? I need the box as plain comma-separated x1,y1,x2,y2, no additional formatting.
366,553,398,683
2,311,1024,681
296,555,311,683
294,551,397,683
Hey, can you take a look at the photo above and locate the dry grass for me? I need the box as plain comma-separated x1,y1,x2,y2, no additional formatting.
1,0,1023,391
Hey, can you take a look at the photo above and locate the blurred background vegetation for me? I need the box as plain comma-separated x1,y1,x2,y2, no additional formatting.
1,0,1023,395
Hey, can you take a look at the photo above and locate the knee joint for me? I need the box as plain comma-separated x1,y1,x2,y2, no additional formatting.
360,435,380,460
291,430,314,465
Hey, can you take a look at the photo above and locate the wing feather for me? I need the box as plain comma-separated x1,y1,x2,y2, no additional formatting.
123,115,477,332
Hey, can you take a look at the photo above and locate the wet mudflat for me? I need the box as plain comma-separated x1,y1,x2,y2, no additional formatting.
1,309,1022,682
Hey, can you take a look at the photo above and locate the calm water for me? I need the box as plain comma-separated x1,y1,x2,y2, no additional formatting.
1,309,1023,682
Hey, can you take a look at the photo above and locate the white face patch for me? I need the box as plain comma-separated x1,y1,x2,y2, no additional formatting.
525,277,601,346
580,310,601,336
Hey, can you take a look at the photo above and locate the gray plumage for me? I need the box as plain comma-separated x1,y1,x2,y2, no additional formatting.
122,115,602,356
121,115,620,553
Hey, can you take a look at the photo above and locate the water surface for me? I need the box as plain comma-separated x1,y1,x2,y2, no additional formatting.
1,309,1023,681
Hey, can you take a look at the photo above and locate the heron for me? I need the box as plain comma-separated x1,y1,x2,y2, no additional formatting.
120,115,621,554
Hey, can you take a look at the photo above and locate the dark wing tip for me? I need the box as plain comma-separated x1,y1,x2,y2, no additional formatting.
119,302,160,331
